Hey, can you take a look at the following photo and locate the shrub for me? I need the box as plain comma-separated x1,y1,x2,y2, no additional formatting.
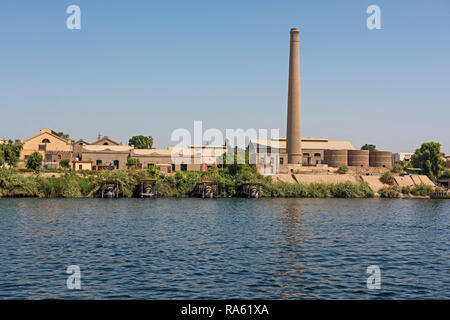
0,169,41,197
358,181,375,198
75,175,95,196
95,170,139,197
263,181,373,198
401,186,412,194
336,164,349,174
393,161,405,174
380,171,395,185
410,183,433,196
26,152,43,171
439,169,450,179
378,185,401,198
59,159,70,169
308,183,332,198
147,165,160,178
127,158,142,169
332,181,362,198
39,174,84,198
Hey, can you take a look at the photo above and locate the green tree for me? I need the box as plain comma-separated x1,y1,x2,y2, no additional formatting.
0,149,4,167
128,135,152,149
59,159,70,169
26,152,43,171
56,132,70,140
127,158,142,169
361,144,376,151
1,140,23,167
411,142,446,180
218,148,256,182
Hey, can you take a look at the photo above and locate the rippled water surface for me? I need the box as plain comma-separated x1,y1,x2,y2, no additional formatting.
0,198,449,299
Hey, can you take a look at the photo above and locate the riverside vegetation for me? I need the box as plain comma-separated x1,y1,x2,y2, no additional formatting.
0,164,374,199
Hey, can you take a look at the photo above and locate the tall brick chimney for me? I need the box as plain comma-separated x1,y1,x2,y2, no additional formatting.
286,28,302,165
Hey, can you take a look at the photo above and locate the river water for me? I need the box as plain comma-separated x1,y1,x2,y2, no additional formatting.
0,198,448,299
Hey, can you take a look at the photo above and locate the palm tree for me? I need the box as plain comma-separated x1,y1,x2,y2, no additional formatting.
148,136,153,149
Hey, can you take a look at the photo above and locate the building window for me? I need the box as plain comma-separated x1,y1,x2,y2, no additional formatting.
147,163,155,168
314,153,321,157
42,139,50,143
58,155,62,160
113,160,119,169
103,142,109,145
303,153,310,157
38,144,46,151
96,160,102,166
171,164,175,172
280,157,284,165
181,164,187,171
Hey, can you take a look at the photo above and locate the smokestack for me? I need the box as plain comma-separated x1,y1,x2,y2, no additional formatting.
286,28,302,164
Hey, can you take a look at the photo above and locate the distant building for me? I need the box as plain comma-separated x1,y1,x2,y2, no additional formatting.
72,139,90,160
81,145,131,170
392,153,414,166
130,144,227,173
90,136,122,146
72,160,93,171
18,128,73,169
249,137,356,174
73,136,122,161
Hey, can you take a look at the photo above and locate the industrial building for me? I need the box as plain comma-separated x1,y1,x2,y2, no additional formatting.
249,28,393,174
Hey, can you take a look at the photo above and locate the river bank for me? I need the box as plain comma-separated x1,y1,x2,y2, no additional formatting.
0,168,436,199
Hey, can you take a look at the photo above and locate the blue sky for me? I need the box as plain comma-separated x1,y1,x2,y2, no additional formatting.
1,0,449,153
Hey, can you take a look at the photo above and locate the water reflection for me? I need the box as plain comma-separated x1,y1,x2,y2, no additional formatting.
277,199,306,299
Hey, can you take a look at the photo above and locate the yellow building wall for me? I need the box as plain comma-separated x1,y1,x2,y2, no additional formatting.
19,129,73,168
73,162,92,171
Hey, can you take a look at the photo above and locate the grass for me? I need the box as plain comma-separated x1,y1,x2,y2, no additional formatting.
380,171,395,185
410,183,433,196
378,185,401,198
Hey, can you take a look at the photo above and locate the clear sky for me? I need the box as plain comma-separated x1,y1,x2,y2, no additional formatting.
1,0,449,153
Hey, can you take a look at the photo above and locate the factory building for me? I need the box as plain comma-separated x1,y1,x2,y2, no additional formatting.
249,138,355,174
249,28,393,174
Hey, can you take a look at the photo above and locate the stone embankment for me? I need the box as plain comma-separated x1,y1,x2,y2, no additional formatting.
273,173,435,197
